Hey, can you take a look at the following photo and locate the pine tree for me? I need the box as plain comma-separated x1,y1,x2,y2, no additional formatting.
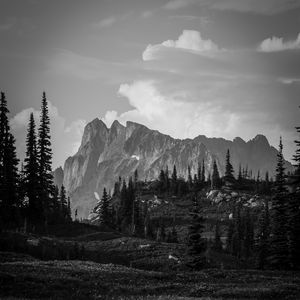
38,92,54,230
99,187,110,226
187,165,193,191
159,169,165,193
287,116,300,269
164,165,170,192
224,149,235,185
269,137,289,269
171,164,178,195
238,164,243,182
24,113,41,230
2,133,19,228
211,160,221,189
186,197,206,269
226,218,234,253
293,109,300,176
67,197,72,220
256,198,270,270
0,92,20,229
242,208,254,260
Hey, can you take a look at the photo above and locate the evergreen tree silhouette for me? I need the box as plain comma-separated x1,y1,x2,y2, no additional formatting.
38,92,54,230
186,197,206,269
269,137,289,269
211,160,221,189
224,149,235,184
0,92,19,229
24,113,41,230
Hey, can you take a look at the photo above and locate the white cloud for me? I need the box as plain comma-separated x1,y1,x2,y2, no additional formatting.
258,33,300,52
163,0,300,15
94,16,116,28
10,101,86,169
143,30,219,61
102,110,118,127
103,80,239,140
278,77,300,85
164,0,195,10
101,80,296,162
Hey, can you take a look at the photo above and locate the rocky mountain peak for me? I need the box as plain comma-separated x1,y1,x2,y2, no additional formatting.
62,119,293,219
78,118,108,152
249,134,270,148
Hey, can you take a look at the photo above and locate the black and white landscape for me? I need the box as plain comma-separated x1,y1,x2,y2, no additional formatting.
1,0,300,299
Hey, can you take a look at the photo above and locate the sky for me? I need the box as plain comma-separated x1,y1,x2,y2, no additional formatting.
1,0,300,169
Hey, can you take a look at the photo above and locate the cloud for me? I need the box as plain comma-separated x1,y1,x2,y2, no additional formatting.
100,80,297,162
163,0,300,15
93,16,116,28
141,11,153,18
164,0,195,10
103,80,240,140
258,33,300,52
278,77,300,84
10,101,86,169
142,30,219,61
102,110,118,127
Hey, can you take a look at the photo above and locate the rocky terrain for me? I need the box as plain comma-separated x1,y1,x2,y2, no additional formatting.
55,119,292,218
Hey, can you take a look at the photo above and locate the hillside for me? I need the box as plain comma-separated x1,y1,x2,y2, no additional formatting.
55,119,292,218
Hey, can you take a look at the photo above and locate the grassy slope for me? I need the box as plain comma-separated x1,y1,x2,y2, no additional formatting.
1,258,300,299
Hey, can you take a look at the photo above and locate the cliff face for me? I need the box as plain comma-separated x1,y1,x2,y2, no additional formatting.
62,118,292,218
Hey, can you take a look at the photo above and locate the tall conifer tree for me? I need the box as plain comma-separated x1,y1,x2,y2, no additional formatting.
186,197,206,269
224,149,235,184
0,92,19,229
269,137,289,269
38,92,54,229
24,113,40,229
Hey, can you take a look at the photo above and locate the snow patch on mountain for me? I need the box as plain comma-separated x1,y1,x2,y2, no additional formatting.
131,155,140,160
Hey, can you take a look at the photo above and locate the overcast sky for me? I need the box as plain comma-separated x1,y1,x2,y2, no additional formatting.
1,0,300,169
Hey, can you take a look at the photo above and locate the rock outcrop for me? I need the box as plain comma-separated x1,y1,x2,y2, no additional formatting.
60,118,292,218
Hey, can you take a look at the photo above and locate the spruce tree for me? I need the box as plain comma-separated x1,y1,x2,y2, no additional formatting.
187,165,193,191
159,169,165,193
242,208,254,260
24,113,41,230
269,137,289,269
293,110,300,176
224,149,235,184
2,133,19,228
288,117,300,269
99,187,110,226
38,92,54,230
186,197,206,269
211,160,221,189
256,198,270,270
0,92,20,229
171,164,178,195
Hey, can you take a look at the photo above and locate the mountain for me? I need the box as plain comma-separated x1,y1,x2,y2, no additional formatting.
60,118,292,218
52,166,64,189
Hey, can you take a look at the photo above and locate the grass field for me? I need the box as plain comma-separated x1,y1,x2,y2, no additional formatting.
1,255,300,299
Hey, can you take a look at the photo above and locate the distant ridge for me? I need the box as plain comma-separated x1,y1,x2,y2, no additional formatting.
56,118,292,218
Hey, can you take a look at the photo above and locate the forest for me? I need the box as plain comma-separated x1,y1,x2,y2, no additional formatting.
1,91,300,299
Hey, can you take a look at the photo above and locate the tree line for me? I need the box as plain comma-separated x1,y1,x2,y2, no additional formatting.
0,91,71,233
94,121,300,270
